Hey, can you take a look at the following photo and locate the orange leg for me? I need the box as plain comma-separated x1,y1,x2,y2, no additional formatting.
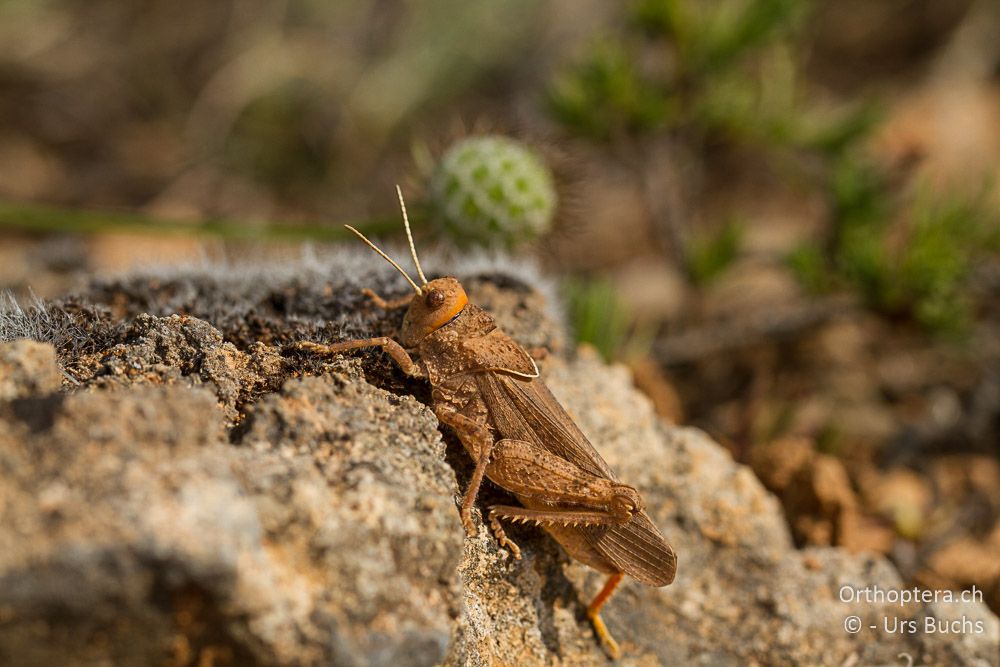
588,572,625,660
292,337,426,379
361,288,413,310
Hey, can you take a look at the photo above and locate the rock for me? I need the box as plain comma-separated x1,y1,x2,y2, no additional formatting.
919,538,1000,616
750,437,896,555
0,264,997,666
0,363,460,667
72,313,286,424
237,369,463,666
859,467,932,540
0,339,61,400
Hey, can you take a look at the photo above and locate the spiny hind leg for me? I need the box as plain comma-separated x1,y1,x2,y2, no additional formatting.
587,572,624,660
486,502,629,563
488,505,626,528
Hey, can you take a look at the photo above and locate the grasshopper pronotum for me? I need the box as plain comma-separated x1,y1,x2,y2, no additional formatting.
297,187,677,659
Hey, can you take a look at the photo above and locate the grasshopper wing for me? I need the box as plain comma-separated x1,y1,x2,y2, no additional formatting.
477,372,615,480
478,371,677,587
581,512,677,586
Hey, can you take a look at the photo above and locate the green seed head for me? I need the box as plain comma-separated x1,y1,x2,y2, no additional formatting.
430,136,557,247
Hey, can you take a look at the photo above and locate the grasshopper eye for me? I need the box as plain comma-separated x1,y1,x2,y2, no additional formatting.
425,289,445,309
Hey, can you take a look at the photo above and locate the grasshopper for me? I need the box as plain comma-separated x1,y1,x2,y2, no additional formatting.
297,187,677,659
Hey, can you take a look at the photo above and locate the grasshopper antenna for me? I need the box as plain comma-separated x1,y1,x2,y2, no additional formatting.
343,225,421,294
396,185,428,286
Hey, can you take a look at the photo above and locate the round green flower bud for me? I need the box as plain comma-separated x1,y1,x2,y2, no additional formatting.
430,136,557,247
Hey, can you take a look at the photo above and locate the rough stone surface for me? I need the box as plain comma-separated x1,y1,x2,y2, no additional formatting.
70,312,287,424
0,339,61,400
0,355,460,667
0,259,997,666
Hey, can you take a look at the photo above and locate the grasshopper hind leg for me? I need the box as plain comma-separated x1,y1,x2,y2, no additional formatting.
588,572,624,660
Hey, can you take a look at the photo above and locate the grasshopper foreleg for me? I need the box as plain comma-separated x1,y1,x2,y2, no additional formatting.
360,288,413,310
293,337,426,379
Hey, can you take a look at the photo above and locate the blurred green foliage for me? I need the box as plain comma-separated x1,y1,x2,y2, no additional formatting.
547,0,877,295
223,80,333,192
565,279,630,362
548,40,671,140
633,0,805,76
550,0,998,337
547,0,875,153
688,219,743,285
789,156,1000,335
564,278,655,362
900,192,998,332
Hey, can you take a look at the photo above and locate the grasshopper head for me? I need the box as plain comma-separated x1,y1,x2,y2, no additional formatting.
400,277,469,346
344,186,469,347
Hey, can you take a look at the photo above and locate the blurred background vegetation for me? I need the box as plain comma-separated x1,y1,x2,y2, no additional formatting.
1,0,999,611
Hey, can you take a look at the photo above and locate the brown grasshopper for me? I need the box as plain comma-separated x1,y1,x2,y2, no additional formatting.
297,187,677,659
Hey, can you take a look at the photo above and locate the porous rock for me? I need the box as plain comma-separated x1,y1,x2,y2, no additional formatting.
71,312,286,424
0,343,460,667
0,259,997,666
0,338,61,400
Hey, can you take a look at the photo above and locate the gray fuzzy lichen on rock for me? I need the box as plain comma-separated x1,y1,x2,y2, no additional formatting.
0,253,997,667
